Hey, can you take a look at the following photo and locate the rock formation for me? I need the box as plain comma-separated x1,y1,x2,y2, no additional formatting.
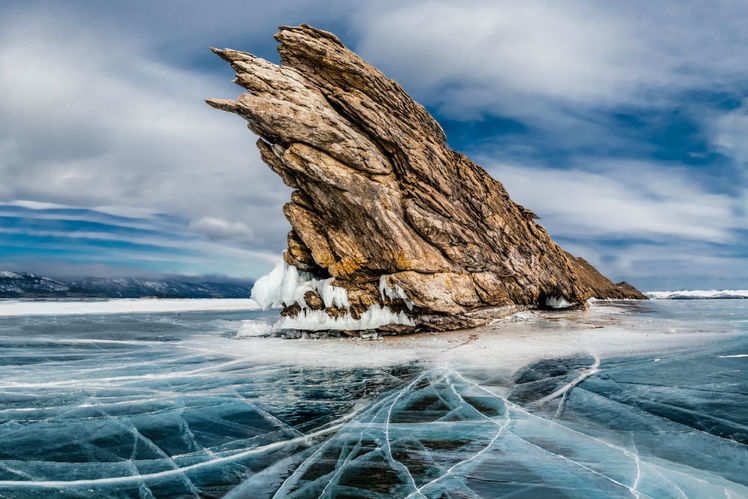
207,24,646,333
563,252,647,301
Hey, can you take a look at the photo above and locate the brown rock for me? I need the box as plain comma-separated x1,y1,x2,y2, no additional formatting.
303,290,324,310
279,302,301,317
285,230,317,272
565,253,649,300
207,24,645,332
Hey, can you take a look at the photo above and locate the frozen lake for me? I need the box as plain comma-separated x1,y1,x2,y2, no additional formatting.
0,299,746,498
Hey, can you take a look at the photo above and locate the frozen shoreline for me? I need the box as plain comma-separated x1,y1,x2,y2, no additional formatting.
0,298,261,316
183,302,739,374
0,298,741,376
647,289,748,299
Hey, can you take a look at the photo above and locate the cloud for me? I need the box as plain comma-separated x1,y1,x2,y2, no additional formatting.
356,2,632,111
0,202,280,277
353,1,748,120
560,238,748,291
709,101,748,221
482,158,743,243
713,100,748,167
189,216,255,244
0,9,291,264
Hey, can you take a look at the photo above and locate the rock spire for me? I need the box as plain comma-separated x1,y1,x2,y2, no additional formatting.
207,24,645,333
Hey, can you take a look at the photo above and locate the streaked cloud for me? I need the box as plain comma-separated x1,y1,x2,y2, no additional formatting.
0,9,291,273
189,216,256,245
0,203,278,278
483,159,743,243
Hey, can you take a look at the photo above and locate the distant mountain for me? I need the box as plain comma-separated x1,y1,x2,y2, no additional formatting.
0,272,70,297
0,271,253,298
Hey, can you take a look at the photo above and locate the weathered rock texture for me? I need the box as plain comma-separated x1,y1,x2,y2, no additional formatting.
564,252,647,301
207,24,646,332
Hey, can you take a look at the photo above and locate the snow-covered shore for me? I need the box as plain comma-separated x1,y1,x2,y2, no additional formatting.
0,298,261,317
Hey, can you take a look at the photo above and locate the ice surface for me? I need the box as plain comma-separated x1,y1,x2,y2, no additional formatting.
229,361,748,498
647,289,748,299
235,319,273,337
491,310,537,323
0,300,746,497
0,298,260,316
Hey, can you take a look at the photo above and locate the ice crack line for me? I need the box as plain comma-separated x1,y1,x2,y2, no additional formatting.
533,352,601,407
272,381,405,498
0,407,364,489
317,432,365,498
407,371,511,498
509,430,647,497
233,390,305,438
384,372,429,497
631,438,641,499
453,371,654,499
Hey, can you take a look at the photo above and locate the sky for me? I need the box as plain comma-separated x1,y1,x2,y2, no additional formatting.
0,1,746,290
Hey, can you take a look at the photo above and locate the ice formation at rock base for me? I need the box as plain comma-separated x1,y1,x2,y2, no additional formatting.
379,275,415,311
545,296,573,309
251,260,349,310
252,260,415,332
249,260,611,332
275,305,414,331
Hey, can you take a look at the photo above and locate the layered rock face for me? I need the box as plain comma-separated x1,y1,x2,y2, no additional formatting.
207,24,645,333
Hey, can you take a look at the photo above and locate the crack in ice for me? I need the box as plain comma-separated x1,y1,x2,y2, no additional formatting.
407,375,511,498
531,352,600,407
0,408,363,489
384,373,429,497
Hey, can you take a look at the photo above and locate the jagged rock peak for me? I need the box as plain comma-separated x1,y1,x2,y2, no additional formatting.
207,24,646,333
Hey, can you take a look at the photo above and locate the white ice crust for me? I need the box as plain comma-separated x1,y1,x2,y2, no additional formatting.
0,299,261,317
251,260,349,310
378,275,414,310
251,260,414,331
235,319,274,337
545,296,573,309
275,305,414,331
647,289,748,299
